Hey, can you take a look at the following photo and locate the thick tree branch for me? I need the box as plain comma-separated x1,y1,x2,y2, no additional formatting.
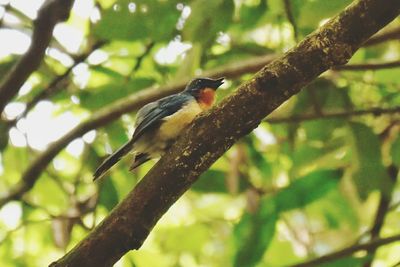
48,0,400,266
266,106,400,123
0,0,398,220
288,233,400,267
0,0,74,115
0,54,277,207
1,25,399,209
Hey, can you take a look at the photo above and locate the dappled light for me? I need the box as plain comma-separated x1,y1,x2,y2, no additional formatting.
0,0,400,267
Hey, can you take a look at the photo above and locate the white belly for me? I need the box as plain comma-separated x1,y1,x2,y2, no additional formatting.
158,100,203,140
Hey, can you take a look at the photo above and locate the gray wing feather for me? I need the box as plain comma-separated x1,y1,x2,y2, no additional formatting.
131,93,192,142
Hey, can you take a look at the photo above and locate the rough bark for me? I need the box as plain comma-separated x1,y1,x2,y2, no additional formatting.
1,48,398,208
0,0,74,115
49,0,400,266
0,54,277,207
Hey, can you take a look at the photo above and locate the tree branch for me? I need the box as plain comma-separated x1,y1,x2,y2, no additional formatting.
364,26,400,46
2,31,400,209
266,106,400,123
363,165,398,267
0,54,277,208
283,0,299,41
126,41,155,80
0,0,74,115
3,40,108,127
24,40,108,115
334,59,400,71
48,0,400,266
288,233,400,267
0,3,11,28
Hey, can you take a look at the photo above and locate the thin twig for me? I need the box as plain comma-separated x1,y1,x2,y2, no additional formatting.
391,260,400,267
267,106,400,124
126,41,155,80
333,60,400,71
0,0,74,115
0,54,277,207
283,0,299,41
47,1,400,265
364,27,400,46
363,165,398,267
0,3,11,28
13,40,107,123
288,233,400,267
1,6,400,210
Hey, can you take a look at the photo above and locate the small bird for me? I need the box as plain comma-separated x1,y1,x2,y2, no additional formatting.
93,77,224,180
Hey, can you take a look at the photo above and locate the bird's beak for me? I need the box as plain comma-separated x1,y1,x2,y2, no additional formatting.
209,77,224,90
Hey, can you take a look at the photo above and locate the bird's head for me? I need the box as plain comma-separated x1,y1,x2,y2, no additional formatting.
184,77,224,109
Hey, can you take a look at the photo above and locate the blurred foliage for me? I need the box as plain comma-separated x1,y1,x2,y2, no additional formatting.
0,0,400,267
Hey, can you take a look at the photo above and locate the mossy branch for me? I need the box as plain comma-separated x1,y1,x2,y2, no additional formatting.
49,0,400,266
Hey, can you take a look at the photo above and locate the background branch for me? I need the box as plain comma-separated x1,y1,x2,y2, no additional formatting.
283,0,299,41
334,59,400,71
266,106,400,123
23,40,108,116
48,0,400,266
2,30,400,209
364,26,400,46
363,165,398,267
0,0,74,115
0,54,277,207
289,233,400,267
2,17,400,210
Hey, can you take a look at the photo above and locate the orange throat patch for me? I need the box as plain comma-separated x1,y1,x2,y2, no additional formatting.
199,88,216,109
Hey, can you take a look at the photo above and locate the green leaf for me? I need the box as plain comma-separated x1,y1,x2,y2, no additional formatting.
319,256,367,267
29,175,69,212
238,0,268,30
156,224,210,253
298,0,352,31
95,0,181,41
90,65,126,80
98,177,119,211
391,135,400,167
79,77,155,110
233,199,277,267
275,169,341,212
375,68,400,84
183,0,234,46
104,120,129,149
290,79,351,141
349,122,392,199
291,138,346,175
192,169,247,193
245,137,272,181
192,170,227,193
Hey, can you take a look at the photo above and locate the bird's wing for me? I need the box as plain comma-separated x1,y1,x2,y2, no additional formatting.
131,94,191,142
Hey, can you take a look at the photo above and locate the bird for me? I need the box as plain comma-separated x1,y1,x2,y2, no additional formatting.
93,77,224,180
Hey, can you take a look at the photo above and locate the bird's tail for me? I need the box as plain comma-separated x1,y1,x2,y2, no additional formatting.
129,153,151,171
93,140,134,181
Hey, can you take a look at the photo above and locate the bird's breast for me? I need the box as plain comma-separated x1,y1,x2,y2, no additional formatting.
198,88,216,109
158,100,203,140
